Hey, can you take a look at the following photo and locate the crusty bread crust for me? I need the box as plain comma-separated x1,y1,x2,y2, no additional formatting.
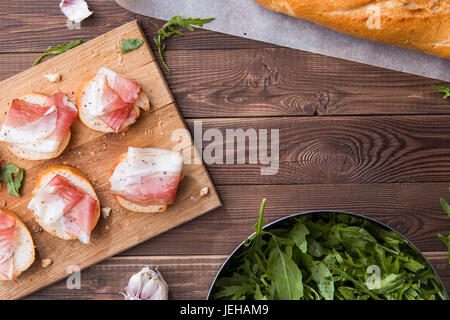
0,209,35,281
253,0,450,59
76,70,151,133
31,165,101,242
3,92,73,161
109,153,167,213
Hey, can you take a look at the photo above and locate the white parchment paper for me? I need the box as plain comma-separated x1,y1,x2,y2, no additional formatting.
116,0,450,81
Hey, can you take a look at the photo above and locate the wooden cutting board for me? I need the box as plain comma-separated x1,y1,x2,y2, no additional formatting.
0,21,221,299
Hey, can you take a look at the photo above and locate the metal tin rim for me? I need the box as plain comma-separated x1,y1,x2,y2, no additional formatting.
207,210,449,300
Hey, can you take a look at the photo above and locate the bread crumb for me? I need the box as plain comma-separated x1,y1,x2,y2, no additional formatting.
158,120,163,127
31,224,43,233
101,207,111,219
105,225,110,231
199,187,209,197
44,73,61,83
41,259,52,268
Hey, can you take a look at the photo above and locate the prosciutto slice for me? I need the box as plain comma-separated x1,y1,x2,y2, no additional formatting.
0,99,58,144
28,174,96,244
0,93,77,153
110,147,183,206
0,211,16,280
45,92,78,142
91,68,141,132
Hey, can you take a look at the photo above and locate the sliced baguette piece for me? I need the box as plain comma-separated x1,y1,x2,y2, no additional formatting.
0,209,35,281
3,92,72,161
29,165,101,243
110,153,167,213
76,70,150,133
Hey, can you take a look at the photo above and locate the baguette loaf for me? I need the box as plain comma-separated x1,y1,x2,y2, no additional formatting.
253,0,449,59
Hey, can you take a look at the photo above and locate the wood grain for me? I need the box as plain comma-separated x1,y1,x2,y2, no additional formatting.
1,0,449,301
0,21,220,300
1,50,447,117
118,183,450,256
183,116,450,185
24,256,227,300
22,252,450,300
0,0,272,54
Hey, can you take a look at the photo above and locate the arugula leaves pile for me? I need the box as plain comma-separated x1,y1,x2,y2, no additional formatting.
154,16,215,72
212,200,447,300
33,40,82,66
0,163,24,197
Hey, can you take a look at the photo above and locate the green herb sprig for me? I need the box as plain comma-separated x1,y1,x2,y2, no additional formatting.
33,40,82,66
433,85,450,99
1,163,24,197
154,16,215,72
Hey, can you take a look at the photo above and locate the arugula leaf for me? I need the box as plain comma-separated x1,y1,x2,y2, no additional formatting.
288,222,309,253
310,260,334,300
437,234,450,264
33,40,82,66
154,16,215,72
267,244,303,299
121,38,143,54
433,85,450,99
1,163,24,197
440,198,450,218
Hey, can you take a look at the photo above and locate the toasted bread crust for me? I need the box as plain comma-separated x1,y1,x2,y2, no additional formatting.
76,70,150,133
0,209,35,281
253,0,450,59
31,165,101,242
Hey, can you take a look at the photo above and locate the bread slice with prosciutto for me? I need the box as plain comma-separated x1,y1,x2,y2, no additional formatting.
109,147,184,213
28,165,100,244
0,209,35,281
76,67,150,133
0,92,78,161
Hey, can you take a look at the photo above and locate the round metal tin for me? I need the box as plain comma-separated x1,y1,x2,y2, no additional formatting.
207,210,449,300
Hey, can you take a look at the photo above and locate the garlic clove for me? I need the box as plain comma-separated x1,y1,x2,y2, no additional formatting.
59,0,93,23
126,272,143,299
139,278,159,300
122,267,169,300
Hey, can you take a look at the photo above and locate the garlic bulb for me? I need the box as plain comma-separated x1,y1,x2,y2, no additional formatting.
122,267,169,300
59,0,93,23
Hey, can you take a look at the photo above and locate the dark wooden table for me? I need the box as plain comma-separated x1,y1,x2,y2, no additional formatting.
1,0,449,299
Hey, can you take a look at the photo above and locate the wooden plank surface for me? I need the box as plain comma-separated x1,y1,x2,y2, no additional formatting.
0,20,220,299
0,0,449,299
1,51,448,117
22,252,450,300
